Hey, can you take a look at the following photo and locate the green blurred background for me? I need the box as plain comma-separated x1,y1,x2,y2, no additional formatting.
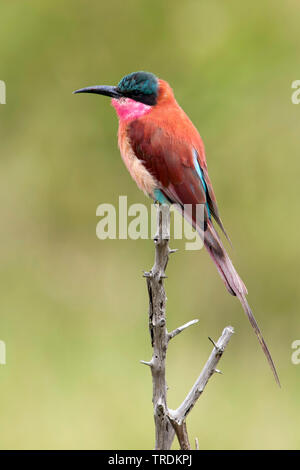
0,0,299,450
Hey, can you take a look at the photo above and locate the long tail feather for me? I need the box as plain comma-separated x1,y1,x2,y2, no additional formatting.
203,221,280,386
237,293,280,386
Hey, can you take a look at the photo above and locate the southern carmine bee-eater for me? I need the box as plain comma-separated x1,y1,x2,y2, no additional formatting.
74,71,279,385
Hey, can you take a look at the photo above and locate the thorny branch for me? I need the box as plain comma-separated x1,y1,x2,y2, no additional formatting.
141,204,234,450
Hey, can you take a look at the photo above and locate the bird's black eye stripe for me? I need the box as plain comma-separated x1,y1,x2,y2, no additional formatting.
118,90,157,106
131,90,143,96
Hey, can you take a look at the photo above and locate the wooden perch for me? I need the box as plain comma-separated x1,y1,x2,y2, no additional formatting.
142,204,234,450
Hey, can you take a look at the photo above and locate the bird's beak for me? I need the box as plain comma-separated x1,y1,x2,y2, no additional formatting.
73,85,122,99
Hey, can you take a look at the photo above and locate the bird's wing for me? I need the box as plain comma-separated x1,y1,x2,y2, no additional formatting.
128,118,231,243
128,119,211,225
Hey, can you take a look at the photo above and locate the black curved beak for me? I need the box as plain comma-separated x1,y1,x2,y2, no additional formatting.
73,85,122,99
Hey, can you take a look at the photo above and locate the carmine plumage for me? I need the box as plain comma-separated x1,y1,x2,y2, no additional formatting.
74,71,280,386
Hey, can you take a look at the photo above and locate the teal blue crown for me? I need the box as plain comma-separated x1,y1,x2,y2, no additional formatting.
117,71,158,96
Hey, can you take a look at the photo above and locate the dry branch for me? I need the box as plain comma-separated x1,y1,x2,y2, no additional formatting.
142,204,234,450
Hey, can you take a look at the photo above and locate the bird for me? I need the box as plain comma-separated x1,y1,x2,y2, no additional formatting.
74,71,280,386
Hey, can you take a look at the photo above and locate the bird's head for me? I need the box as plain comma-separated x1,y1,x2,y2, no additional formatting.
74,71,158,105
73,71,173,121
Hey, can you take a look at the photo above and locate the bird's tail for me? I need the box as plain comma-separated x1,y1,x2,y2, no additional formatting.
203,220,280,386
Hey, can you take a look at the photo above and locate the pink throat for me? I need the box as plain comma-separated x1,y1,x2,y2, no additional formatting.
111,97,151,121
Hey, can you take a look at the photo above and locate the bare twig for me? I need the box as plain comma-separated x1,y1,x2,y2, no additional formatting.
140,360,152,367
142,204,234,450
168,319,199,341
169,326,234,425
